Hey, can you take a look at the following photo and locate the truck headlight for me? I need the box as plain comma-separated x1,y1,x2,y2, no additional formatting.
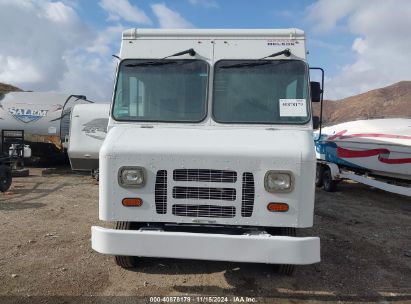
264,171,294,193
118,166,145,188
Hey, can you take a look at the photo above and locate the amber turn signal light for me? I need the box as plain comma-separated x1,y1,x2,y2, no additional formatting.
122,198,143,207
267,202,289,212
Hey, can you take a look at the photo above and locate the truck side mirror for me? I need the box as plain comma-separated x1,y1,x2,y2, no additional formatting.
310,81,322,102
312,116,320,129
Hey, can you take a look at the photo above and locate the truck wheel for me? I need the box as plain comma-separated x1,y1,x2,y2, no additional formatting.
322,168,337,192
0,165,12,192
315,165,324,187
114,221,137,269
273,227,296,275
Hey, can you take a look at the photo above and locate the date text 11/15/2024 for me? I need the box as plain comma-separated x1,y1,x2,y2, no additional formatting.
149,296,257,303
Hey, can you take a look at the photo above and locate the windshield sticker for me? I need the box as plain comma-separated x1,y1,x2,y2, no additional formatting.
279,99,307,117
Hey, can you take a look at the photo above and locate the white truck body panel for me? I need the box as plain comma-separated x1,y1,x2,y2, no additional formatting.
99,127,315,227
120,29,306,60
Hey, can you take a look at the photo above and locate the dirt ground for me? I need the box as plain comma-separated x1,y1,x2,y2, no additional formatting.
0,167,410,304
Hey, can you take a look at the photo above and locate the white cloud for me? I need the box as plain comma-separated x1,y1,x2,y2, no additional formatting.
188,0,218,8
58,50,117,102
273,10,293,19
310,39,344,52
151,3,193,28
0,1,89,90
0,55,43,83
0,0,194,101
0,0,120,101
60,24,124,101
86,25,125,57
45,1,77,23
307,0,411,99
306,1,357,34
351,38,366,55
99,0,151,24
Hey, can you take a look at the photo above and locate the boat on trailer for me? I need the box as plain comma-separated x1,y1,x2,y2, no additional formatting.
315,118,411,196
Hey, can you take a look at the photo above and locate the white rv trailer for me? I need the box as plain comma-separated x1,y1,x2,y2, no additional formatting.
68,103,110,171
0,92,90,157
92,29,322,274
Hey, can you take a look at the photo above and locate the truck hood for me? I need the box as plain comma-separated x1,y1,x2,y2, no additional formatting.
101,126,315,163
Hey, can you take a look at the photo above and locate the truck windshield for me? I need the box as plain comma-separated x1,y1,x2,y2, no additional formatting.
113,59,208,122
213,60,309,124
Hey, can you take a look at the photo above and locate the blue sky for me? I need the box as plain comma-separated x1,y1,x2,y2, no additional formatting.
75,0,354,76
0,0,410,101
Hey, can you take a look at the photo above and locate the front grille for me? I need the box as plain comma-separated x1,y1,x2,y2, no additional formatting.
172,204,236,218
155,169,255,219
241,172,255,217
154,170,167,214
173,186,236,201
173,169,237,183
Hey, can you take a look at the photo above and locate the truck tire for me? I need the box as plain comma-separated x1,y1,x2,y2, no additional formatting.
315,164,324,187
273,227,296,275
0,165,12,192
322,168,337,192
114,221,138,269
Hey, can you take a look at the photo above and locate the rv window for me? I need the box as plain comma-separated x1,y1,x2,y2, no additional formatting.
213,60,309,124
113,59,208,122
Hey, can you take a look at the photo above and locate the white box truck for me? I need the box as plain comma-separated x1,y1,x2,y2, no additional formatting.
92,29,322,274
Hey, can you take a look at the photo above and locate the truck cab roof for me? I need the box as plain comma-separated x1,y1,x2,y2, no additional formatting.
120,28,307,61
122,28,305,39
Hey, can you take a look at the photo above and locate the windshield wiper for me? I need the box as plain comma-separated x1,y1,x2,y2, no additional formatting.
260,48,291,60
162,48,196,59
219,61,274,69
125,61,178,67
124,49,196,67
220,49,292,69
